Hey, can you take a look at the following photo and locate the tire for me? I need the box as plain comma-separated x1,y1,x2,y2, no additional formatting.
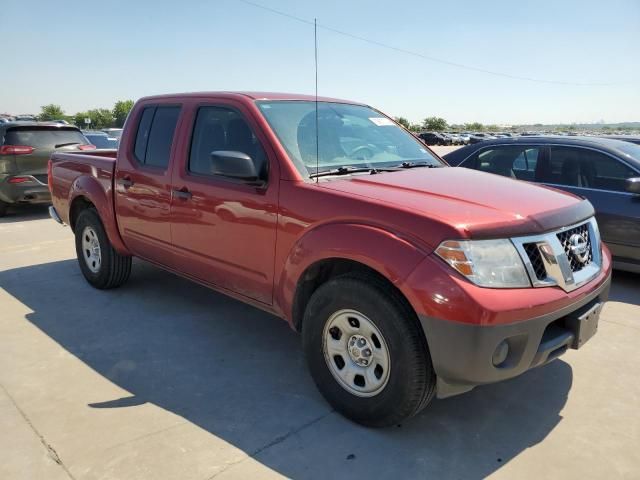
302,273,436,427
75,208,131,289
0,200,8,217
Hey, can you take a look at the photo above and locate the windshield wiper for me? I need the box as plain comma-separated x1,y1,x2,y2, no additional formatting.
395,161,443,169
309,166,399,179
54,142,81,148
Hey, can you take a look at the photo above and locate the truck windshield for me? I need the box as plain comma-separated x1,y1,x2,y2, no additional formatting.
257,101,442,176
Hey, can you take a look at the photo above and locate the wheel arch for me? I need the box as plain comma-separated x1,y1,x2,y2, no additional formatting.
68,176,130,255
278,222,428,332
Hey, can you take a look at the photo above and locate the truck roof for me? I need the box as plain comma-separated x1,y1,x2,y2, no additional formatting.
137,91,365,105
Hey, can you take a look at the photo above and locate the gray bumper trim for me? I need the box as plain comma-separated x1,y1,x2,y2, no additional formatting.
419,274,611,399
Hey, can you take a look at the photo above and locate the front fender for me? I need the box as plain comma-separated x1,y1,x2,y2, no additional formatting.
276,222,428,323
69,175,129,255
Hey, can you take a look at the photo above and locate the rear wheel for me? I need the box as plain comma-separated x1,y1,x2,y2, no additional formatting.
0,200,8,217
75,208,131,289
302,274,436,427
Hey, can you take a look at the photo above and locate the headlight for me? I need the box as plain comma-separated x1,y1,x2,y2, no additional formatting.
435,239,530,288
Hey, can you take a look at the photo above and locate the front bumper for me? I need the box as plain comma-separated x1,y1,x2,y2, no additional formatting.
420,274,610,398
0,175,51,204
402,244,613,399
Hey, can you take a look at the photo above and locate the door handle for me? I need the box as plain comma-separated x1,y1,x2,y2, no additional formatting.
117,177,134,189
172,188,192,200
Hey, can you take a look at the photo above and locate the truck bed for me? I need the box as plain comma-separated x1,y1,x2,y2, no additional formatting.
49,149,118,228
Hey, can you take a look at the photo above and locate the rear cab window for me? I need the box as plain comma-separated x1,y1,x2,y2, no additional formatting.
133,106,181,168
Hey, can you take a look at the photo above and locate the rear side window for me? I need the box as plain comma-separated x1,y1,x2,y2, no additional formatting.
473,146,539,180
133,106,180,168
3,127,88,149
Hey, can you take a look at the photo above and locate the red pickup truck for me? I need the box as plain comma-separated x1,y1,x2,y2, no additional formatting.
49,92,611,427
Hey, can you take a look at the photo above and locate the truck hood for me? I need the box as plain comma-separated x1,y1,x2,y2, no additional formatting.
320,167,594,238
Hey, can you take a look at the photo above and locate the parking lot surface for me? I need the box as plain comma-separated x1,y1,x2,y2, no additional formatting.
1,206,639,480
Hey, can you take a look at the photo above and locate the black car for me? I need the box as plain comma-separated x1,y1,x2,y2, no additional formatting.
419,132,451,146
600,135,640,146
444,136,640,272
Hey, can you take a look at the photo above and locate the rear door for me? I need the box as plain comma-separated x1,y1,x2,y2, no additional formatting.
537,146,640,261
169,100,279,304
114,103,182,264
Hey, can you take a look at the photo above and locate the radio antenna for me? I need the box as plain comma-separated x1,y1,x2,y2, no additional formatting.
314,17,319,182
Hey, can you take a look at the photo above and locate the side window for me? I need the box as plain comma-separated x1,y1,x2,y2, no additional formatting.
512,148,539,174
474,146,539,180
541,147,637,191
580,149,636,192
189,106,268,180
133,106,180,168
134,108,155,162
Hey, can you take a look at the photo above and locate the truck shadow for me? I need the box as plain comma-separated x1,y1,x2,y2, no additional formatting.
609,270,639,306
1,259,576,479
0,204,50,223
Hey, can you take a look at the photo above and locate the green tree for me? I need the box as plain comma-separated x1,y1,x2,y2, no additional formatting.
464,122,484,131
38,104,65,121
422,116,448,131
394,116,411,129
73,109,114,129
112,100,134,128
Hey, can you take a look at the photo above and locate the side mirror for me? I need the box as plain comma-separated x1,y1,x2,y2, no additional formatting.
625,177,640,195
210,150,261,184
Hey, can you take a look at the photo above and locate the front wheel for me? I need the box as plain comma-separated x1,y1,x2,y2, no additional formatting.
75,208,132,289
302,274,436,427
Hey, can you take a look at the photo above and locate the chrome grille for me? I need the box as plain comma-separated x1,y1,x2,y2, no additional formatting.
556,223,592,272
512,217,602,293
523,243,546,280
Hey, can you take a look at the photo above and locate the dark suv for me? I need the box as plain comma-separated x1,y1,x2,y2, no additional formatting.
0,122,93,216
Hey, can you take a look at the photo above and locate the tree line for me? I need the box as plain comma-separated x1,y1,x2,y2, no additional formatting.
38,101,135,129
394,116,497,133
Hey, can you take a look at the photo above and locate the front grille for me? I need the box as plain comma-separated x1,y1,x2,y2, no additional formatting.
524,243,546,280
32,174,48,184
512,217,601,292
557,223,592,272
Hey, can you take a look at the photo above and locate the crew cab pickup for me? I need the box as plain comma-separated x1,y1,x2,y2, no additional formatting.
49,92,612,427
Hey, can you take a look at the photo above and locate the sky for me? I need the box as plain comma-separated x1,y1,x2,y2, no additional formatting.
1,0,639,125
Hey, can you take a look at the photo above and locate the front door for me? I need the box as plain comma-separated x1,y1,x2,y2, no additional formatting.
169,102,279,304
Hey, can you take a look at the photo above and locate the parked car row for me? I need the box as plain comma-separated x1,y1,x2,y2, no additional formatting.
418,130,640,147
